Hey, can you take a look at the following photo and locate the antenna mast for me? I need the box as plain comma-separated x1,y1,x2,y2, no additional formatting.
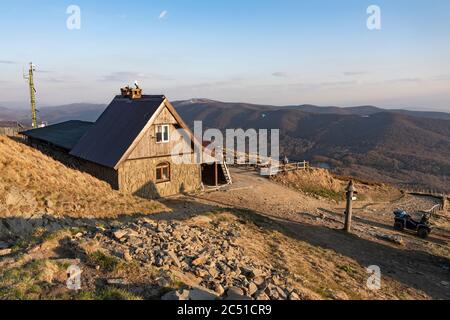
24,62,37,128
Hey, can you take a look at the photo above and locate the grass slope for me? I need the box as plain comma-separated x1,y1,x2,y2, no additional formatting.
0,136,166,218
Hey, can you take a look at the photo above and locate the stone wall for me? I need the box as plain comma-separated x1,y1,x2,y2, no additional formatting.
119,155,201,199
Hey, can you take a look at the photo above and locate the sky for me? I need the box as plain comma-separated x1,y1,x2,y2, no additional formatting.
0,0,449,111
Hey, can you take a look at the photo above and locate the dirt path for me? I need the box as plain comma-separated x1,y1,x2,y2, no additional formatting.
197,167,450,299
201,167,326,218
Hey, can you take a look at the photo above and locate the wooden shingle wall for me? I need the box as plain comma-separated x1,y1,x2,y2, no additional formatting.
128,106,193,160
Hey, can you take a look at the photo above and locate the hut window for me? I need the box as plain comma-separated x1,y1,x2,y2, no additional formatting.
156,162,170,183
156,125,170,143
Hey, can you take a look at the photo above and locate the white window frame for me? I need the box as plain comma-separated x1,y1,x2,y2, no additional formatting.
156,124,170,143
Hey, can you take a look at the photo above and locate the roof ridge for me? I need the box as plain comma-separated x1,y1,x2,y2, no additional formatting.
70,95,166,168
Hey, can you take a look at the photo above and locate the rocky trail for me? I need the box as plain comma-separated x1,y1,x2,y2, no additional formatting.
198,168,450,299
0,138,449,300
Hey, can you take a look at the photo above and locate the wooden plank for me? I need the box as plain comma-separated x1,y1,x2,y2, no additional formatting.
214,162,219,186
127,107,193,160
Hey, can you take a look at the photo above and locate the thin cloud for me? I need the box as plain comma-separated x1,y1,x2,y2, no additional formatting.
272,72,289,78
386,78,423,84
283,80,357,90
320,80,357,86
35,70,53,74
171,77,244,90
0,60,18,65
343,71,368,76
432,74,450,81
41,76,78,84
99,71,173,82
99,72,148,82
158,10,168,19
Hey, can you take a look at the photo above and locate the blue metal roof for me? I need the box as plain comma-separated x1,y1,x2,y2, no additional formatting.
70,95,165,168
21,120,94,151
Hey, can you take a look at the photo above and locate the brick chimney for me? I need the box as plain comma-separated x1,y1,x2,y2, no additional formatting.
121,83,142,99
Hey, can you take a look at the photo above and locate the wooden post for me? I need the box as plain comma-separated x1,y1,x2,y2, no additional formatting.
442,194,448,211
214,162,219,186
344,180,355,233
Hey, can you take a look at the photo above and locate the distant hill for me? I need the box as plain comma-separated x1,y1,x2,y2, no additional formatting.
0,106,27,122
35,103,107,124
174,99,450,192
1,99,449,191
290,104,450,120
0,103,106,125
173,99,450,120
2,99,448,124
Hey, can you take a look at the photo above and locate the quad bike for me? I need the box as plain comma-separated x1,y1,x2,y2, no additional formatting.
393,209,433,239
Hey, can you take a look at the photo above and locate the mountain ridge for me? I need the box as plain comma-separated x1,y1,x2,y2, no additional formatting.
1,100,449,123
1,99,449,191
173,100,450,120
173,100,450,192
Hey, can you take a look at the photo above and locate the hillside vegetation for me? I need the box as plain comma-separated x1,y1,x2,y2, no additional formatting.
175,100,450,192
270,168,402,203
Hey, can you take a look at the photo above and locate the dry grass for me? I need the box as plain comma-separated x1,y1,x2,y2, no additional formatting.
271,168,401,203
0,137,167,218
0,256,146,300
219,210,429,300
271,169,346,201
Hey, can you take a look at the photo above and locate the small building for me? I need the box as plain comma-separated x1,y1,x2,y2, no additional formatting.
0,121,26,136
21,87,231,199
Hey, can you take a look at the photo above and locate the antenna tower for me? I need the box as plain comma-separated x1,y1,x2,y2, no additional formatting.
23,62,37,128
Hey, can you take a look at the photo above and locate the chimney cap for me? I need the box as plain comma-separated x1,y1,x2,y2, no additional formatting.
121,85,142,99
